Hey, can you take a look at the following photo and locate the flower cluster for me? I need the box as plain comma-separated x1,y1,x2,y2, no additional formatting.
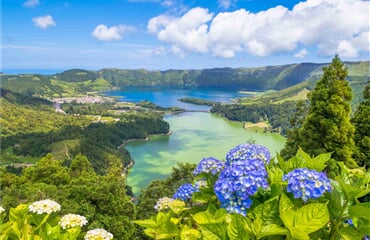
283,168,332,202
84,228,113,240
214,144,271,216
173,183,197,201
154,197,175,211
193,157,224,175
28,199,61,214
59,213,88,229
225,143,271,165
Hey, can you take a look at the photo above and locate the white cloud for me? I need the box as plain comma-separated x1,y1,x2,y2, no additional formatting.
32,15,56,29
92,24,135,41
218,0,237,9
148,0,370,59
23,0,40,8
294,48,308,58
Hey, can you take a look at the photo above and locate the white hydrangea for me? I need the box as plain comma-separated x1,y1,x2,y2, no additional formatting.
154,197,174,211
28,199,61,214
59,213,88,229
85,228,113,240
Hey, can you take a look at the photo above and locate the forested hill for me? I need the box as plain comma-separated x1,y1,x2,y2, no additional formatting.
2,61,369,97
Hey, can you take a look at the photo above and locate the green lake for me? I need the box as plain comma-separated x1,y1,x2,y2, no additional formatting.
126,112,286,193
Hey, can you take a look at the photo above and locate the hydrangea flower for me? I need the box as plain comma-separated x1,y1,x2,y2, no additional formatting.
28,199,61,214
84,228,113,240
0,206,4,214
226,143,271,165
283,168,332,202
214,158,269,216
154,197,174,211
173,183,197,201
59,213,88,229
193,157,224,175
194,179,207,190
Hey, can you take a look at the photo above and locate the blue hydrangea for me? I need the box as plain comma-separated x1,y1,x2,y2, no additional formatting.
214,157,269,216
283,168,332,202
173,183,197,201
226,143,271,165
193,157,224,175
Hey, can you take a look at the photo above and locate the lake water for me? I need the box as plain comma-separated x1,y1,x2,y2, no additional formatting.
105,87,286,193
105,87,248,111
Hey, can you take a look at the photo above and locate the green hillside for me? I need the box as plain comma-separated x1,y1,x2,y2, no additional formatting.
1,61,368,98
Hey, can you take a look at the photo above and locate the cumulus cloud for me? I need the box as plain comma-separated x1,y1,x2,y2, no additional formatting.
147,0,370,59
32,15,56,29
92,24,135,41
294,48,308,58
23,0,40,7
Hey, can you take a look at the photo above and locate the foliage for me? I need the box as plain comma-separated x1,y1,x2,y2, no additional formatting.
352,81,370,168
135,144,370,240
295,55,357,174
0,199,113,240
0,154,136,239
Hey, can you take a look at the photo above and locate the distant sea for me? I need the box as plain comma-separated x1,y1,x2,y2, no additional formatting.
2,69,65,75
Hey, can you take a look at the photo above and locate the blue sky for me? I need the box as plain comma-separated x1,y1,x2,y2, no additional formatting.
1,0,369,72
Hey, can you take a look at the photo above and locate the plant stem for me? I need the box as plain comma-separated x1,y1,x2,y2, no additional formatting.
329,199,349,240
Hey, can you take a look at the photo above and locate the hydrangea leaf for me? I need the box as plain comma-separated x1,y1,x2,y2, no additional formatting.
251,196,281,225
279,193,297,230
348,203,370,235
180,227,202,240
337,226,364,240
328,181,346,219
337,176,370,200
293,203,329,234
133,219,157,229
227,214,252,240
309,152,332,171
257,224,289,239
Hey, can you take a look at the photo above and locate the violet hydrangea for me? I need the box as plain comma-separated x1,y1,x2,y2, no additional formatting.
173,183,197,201
283,168,332,202
193,157,224,175
214,144,271,216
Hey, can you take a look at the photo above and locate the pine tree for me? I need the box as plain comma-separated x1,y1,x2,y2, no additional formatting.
280,100,308,159
298,55,357,172
352,81,370,168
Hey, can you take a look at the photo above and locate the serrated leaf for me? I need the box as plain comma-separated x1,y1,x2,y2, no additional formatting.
294,203,329,234
308,152,331,171
257,224,289,239
133,219,157,228
252,196,281,224
227,214,251,240
279,193,296,229
180,227,202,240
198,224,227,240
338,226,364,240
349,203,370,235
337,176,370,200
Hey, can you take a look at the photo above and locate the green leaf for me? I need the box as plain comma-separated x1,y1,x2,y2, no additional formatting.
192,207,226,225
198,224,228,240
251,196,281,224
349,202,370,235
328,181,345,219
133,219,157,228
257,224,289,239
308,152,332,171
294,203,330,234
180,227,202,240
338,226,364,240
279,193,296,230
227,214,251,240
337,176,370,200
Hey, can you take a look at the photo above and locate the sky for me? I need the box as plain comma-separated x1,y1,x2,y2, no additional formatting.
1,0,369,72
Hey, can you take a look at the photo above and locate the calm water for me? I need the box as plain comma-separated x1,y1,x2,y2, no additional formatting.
105,87,248,111
105,88,286,193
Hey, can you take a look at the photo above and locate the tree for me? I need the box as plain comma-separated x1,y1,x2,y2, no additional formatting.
280,100,309,159
298,55,357,173
352,81,370,168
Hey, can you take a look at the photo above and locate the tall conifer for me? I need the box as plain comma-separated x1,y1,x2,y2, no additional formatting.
352,81,370,168
298,55,357,171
